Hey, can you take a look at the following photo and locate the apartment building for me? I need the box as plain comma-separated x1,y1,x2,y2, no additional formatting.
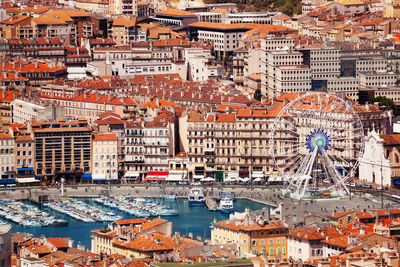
266,50,304,97
12,99,46,124
0,133,14,180
189,22,251,59
38,92,136,123
211,212,288,258
109,17,137,46
109,0,138,15
31,119,92,180
154,9,198,26
123,121,145,181
14,136,34,181
186,109,274,182
123,112,175,182
143,119,174,173
260,36,296,96
0,91,14,125
0,15,33,39
91,218,172,255
359,71,396,88
74,0,109,14
185,94,390,181
274,65,312,94
92,134,118,182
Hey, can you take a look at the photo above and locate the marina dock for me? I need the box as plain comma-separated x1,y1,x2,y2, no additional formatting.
205,196,218,211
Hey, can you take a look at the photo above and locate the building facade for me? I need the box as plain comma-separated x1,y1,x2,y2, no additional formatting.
31,119,92,181
92,134,118,182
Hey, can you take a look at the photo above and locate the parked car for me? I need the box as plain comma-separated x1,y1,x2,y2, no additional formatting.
191,181,201,186
363,184,372,189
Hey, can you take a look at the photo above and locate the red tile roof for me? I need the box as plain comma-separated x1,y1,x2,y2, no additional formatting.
327,210,356,219
47,237,69,249
93,134,118,141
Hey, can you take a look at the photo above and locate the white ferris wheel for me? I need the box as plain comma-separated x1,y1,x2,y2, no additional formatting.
271,92,365,200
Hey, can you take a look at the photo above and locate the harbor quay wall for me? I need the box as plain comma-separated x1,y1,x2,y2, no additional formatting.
0,185,279,207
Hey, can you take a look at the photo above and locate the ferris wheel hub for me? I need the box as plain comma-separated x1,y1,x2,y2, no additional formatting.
306,129,331,152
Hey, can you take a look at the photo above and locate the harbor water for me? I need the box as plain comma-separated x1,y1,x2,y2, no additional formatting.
9,198,268,249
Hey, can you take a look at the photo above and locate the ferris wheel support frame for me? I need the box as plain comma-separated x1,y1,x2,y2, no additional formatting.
272,92,364,200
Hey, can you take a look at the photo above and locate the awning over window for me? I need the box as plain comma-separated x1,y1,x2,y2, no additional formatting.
16,177,39,183
0,179,16,184
145,171,168,181
17,167,33,171
193,175,204,180
124,171,140,178
166,173,186,181
92,174,106,181
252,171,264,178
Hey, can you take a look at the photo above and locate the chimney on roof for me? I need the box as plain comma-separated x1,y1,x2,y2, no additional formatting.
34,61,38,69
12,61,17,69
15,72,19,78
359,228,365,235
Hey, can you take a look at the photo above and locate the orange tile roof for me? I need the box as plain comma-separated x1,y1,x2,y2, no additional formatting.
357,211,375,219
0,133,12,139
189,22,295,32
152,38,190,47
47,237,69,248
212,8,228,13
23,6,51,14
93,134,118,141
290,227,324,240
113,16,136,28
321,235,349,248
69,247,99,258
156,8,195,16
380,134,400,145
26,244,52,255
1,14,31,25
216,114,236,122
114,232,176,252
327,210,355,219
114,218,148,225
215,219,286,232
140,218,167,232
91,229,118,238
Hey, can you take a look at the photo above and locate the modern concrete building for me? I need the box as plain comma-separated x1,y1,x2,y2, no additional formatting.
31,119,92,182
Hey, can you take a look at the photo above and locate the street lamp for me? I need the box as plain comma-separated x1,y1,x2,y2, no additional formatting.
381,151,384,209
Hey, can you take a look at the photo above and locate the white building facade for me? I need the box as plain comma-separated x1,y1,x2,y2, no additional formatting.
0,134,14,179
358,129,391,186
92,134,119,182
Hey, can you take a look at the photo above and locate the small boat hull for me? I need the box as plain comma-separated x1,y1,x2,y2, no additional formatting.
189,200,205,206
220,207,233,214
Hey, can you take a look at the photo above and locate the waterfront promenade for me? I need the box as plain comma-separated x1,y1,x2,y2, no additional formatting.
0,184,395,217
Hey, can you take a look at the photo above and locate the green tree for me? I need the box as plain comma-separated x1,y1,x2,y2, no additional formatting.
370,96,399,115
280,2,294,16
254,89,262,101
